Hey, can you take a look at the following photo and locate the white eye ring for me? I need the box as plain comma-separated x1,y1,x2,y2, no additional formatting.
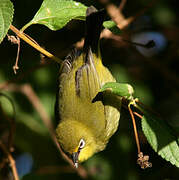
79,139,85,149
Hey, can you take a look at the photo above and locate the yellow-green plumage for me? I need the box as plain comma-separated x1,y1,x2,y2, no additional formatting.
56,7,121,164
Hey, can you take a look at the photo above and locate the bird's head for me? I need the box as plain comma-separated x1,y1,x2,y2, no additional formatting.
56,119,97,168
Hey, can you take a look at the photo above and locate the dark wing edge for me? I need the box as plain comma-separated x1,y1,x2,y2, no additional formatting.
55,48,81,126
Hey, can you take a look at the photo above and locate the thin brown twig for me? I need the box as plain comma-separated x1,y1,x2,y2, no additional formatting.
0,140,19,180
128,105,141,154
133,111,143,119
9,25,62,64
128,104,152,169
106,4,126,29
13,36,20,74
119,0,127,11
98,0,130,29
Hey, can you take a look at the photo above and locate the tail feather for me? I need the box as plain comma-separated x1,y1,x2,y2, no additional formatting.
83,6,106,58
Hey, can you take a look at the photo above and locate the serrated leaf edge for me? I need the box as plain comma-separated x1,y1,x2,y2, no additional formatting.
142,116,179,168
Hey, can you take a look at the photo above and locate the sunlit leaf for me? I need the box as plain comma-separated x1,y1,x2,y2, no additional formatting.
103,20,121,35
100,82,134,100
21,0,87,31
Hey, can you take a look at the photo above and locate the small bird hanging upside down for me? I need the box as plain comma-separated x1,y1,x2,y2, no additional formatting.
56,6,121,168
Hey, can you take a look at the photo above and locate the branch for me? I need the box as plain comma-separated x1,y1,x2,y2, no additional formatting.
9,25,62,64
0,140,19,180
119,0,127,11
128,104,141,154
105,0,158,30
133,111,143,119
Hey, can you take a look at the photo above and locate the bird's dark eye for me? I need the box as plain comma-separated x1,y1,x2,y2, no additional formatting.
79,139,85,149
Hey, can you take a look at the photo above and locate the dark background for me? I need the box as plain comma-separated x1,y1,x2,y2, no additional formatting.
0,0,179,179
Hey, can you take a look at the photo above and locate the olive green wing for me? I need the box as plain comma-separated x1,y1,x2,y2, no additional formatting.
57,49,106,137
95,60,121,141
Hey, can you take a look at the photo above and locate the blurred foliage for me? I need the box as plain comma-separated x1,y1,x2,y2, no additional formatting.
0,0,179,179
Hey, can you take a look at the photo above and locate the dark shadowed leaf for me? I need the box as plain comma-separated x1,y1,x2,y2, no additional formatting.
141,112,179,167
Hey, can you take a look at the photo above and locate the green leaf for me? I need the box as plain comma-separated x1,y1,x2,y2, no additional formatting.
103,20,122,35
0,0,14,43
21,0,87,31
100,82,134,100
141,112,179,167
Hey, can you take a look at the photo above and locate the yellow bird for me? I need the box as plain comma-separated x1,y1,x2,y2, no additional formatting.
56,6,121,168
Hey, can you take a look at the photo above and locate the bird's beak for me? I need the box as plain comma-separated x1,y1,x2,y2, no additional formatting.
72,152,79,168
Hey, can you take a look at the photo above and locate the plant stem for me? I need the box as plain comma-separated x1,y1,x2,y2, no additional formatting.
9,25,62,64
133,111,143,119
0,141,19,180
20,22,32,32
128,104,141,154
